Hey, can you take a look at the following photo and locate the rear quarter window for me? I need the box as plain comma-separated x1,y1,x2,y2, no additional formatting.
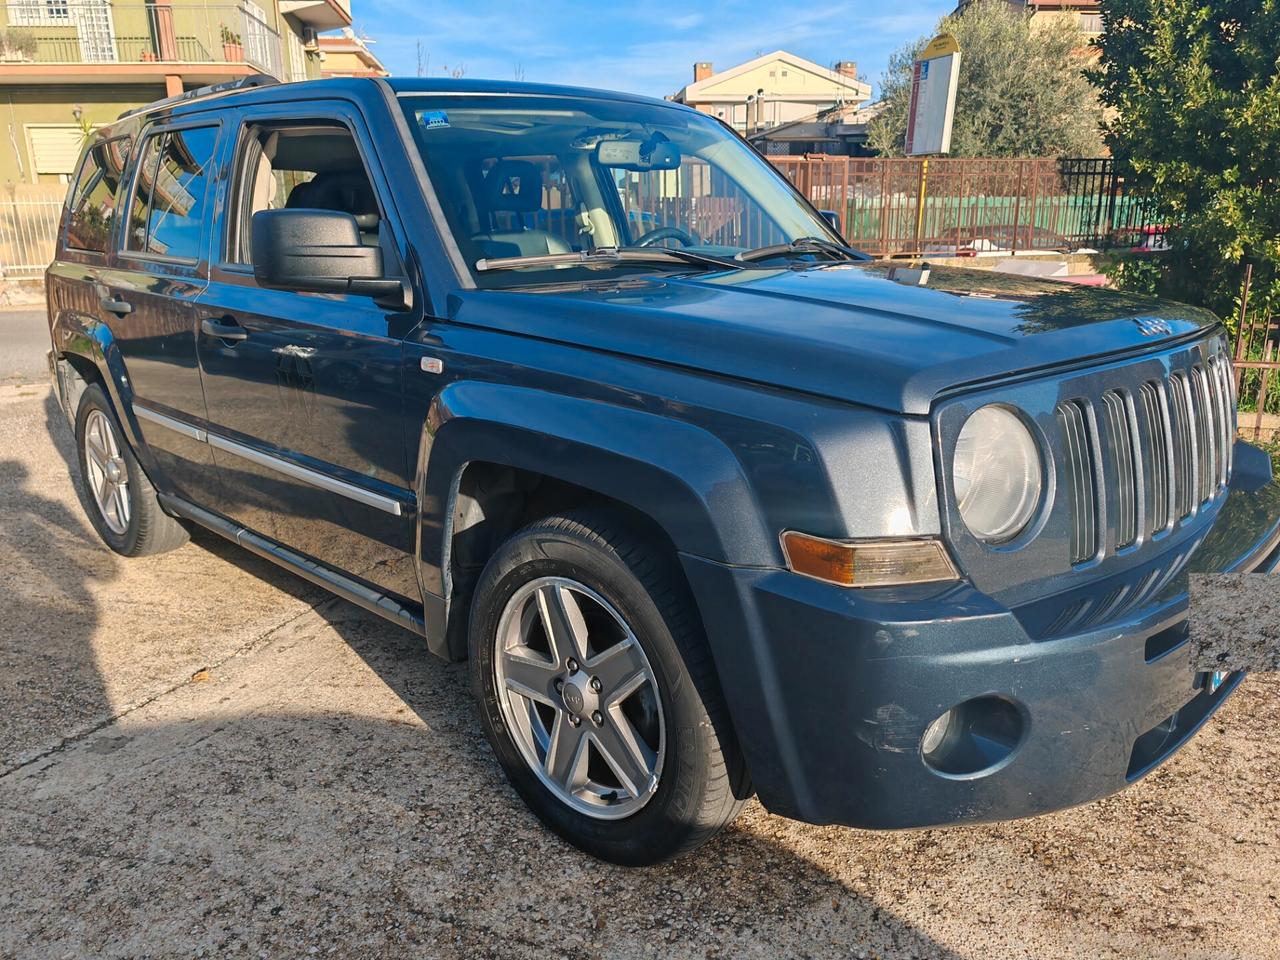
64,136,133,254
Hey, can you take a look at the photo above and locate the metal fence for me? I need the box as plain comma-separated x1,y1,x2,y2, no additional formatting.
768,155,1160,258
1232,265,1280,443
0,187,63,280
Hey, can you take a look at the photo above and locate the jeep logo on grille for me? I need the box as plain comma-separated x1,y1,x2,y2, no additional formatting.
1136,318,1174,337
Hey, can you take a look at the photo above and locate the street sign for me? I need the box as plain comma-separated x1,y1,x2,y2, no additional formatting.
906,33,962,156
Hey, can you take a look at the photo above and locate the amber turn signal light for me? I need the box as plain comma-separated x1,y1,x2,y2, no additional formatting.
779,532,960,588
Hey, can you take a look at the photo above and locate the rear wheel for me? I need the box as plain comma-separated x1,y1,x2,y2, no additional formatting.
469,509,748,865
74,384,188,557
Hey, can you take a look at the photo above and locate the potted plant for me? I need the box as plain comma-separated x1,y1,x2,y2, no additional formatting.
0,28,38,62
219,24,243,62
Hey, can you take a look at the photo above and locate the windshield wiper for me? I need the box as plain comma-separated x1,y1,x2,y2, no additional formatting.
735,236,872,264
475,246,745,273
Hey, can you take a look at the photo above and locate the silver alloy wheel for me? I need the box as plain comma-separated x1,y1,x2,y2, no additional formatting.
494,576,665,820
83,408,131,536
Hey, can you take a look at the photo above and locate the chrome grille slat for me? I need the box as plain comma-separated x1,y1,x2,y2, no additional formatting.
1057,400,1099,565
1102,391,1139,548
1191,366,1214,503
1139,381,1172,534
1167,372,1196,519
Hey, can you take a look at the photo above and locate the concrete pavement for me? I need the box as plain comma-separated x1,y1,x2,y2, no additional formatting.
0,308,50,385
2,378,1279,959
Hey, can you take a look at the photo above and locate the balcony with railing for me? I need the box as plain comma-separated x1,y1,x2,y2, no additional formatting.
0,1,284,78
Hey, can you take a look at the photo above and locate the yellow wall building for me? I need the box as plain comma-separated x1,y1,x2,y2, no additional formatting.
317,27,384,78
0,0,359,185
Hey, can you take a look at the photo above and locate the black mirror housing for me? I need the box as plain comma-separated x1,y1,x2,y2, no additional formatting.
251,209,403,302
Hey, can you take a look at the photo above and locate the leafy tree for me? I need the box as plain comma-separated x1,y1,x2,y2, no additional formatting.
1093,0,1280,320
869,0,1105,158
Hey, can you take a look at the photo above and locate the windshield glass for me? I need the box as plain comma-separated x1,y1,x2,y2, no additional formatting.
397,93,846,287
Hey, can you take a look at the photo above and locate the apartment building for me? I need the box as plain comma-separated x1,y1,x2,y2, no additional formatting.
669,51,872,134
0,0,357,185
955,0,1104,42
317,25,383,78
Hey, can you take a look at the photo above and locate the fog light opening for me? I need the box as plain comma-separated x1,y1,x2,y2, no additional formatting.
921,696,1025,779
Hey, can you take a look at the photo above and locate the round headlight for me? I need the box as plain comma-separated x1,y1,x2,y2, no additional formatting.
953,405,1043,543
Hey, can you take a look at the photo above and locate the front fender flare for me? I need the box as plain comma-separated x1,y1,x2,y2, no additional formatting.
418,380,779,598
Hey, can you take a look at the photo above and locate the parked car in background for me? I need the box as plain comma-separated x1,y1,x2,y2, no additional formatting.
47,75,1280,865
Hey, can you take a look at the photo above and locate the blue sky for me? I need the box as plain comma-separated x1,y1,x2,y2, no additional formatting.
352,2,955,99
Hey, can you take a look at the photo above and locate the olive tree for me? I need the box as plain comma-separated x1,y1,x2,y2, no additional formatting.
868,0,1105,158
1092,0,1280,319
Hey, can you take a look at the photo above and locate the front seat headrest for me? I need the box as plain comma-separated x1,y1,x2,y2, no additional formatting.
483,160,543,214
298,171,380,230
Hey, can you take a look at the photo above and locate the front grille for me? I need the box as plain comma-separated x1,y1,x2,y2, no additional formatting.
1056,346,1235,565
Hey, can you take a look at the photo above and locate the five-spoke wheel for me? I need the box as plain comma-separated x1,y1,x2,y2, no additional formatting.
73,383,189,557
470,510,749,865
83,407,132,535
495,577,664,819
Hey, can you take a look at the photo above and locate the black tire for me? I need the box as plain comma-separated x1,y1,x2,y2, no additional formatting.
74,384,189,558
469,508,749,865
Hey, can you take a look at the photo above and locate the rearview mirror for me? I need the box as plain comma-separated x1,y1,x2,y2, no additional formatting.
596,137,681,172
251,209,405,302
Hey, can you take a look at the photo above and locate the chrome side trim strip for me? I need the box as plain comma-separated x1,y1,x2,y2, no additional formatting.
133,403,208,443
207,433,405,517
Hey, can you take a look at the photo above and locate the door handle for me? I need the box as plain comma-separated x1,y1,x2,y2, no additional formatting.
100,297,132,317
200,317,248,342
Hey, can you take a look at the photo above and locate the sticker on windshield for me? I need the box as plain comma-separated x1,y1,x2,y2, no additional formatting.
418,110,450,130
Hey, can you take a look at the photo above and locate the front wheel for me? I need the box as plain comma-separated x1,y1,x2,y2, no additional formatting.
469,509,748,865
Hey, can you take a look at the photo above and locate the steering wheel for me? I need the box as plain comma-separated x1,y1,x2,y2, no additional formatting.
633,225,696,248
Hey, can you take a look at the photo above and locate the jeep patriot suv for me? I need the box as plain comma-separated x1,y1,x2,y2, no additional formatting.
46,75,1280,865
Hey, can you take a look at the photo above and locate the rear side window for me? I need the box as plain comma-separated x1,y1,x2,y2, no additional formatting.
126,125,220,261
65,136,133,254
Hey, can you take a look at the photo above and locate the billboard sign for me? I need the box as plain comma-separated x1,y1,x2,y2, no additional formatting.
905,33,962,156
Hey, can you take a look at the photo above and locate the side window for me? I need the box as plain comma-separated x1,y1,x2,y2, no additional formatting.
125,125,220,261
230,122,384,266
64,136,133,254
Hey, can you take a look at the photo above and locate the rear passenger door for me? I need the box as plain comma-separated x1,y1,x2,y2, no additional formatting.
96,121,224,507
195,103,420,602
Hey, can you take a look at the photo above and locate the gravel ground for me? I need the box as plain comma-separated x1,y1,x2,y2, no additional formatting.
2,379,1278,960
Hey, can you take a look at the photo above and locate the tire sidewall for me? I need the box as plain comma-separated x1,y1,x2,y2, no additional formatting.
75,385,144,555
470,524,717,863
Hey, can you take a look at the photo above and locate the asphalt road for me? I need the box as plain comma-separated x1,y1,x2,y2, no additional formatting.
0,308,49,384
2,352,1279,957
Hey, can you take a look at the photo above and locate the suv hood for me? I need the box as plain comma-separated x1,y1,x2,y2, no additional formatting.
448,262,1220,415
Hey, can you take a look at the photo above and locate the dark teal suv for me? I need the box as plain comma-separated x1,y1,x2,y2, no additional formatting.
47,75,1280,865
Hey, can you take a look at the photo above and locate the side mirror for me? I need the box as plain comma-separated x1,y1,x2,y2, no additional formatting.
251,209,406,303
820,210,843,235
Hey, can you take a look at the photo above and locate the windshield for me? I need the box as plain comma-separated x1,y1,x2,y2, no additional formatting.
397,93,847,287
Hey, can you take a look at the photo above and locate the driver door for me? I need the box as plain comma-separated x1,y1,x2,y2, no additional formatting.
195,104,421,602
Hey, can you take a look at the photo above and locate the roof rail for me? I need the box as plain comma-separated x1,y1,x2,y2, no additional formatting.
116,74,281,121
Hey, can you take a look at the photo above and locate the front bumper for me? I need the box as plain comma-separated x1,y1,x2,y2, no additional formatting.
683,444,1280,829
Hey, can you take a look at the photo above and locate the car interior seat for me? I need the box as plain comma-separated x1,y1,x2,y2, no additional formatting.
472,159,571,259
286,170,381,246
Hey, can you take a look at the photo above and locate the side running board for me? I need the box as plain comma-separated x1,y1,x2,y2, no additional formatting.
158,493,426,637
